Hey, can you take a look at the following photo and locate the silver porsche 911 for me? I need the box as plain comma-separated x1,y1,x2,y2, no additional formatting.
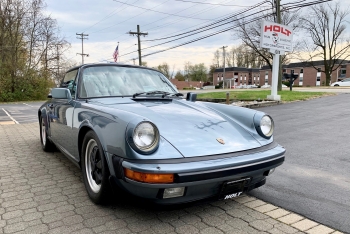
38,63,285,205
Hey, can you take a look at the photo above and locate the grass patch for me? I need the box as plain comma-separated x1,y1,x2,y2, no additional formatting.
197,90,335,102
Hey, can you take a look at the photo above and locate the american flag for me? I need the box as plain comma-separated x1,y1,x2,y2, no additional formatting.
113,45,119,62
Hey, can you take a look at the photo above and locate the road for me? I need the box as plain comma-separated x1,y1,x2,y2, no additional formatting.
249,93,350,233
0,95,349,232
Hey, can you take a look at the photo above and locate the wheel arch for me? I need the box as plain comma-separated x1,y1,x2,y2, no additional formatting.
78,125,93,167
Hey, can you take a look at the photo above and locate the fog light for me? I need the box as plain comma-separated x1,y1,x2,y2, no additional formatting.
163,187,185,199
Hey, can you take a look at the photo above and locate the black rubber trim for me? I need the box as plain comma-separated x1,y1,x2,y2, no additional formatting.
123,141,280,164
112,155,124,179
174,156,284,183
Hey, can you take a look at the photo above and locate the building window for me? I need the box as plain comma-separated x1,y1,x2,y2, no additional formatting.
339,68,346,78
300,68,303,73
316,76,321,81
265,71,268,75
299,76,303,82
291,69,294,74
283,69,286,73
234,72,238,75
317,68,321,72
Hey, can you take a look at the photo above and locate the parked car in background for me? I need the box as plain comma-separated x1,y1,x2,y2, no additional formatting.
38,63,285,205
331,78,350,86
261,84,271,88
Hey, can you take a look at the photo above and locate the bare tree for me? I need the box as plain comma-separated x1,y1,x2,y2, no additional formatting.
0,0,71,101
299,2,350,86
212,50,220,68
157,62,171,79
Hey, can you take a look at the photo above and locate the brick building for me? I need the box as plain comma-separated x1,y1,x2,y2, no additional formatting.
213,67,261,87
259,60,350,87
212,60,350,88
170,79,203,90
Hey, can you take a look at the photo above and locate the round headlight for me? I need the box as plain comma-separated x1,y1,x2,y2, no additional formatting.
260,115,274,137
133,122,159,152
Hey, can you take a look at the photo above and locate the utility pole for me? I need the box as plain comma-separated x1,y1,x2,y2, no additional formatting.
128,25,148,66
76,33,89,64
220,46,228,89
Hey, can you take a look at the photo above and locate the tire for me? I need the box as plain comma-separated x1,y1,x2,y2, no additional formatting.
40,116,55,152
81,130,111,204
334,84,339,86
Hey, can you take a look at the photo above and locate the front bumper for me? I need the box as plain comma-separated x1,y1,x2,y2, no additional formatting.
109,142,285,204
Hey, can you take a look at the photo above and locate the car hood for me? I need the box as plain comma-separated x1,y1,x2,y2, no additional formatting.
93,98,262,157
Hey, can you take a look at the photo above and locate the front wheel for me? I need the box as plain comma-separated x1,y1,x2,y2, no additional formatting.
81,131,111,204
334,84,339,86
40,116,55,152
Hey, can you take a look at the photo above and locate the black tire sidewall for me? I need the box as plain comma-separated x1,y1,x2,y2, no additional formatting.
40,116,54,151
81,130,111,204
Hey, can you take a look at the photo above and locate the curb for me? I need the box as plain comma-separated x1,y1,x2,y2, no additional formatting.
234,195,344,234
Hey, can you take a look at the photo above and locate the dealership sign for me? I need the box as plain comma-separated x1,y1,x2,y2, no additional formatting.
260,21,293,52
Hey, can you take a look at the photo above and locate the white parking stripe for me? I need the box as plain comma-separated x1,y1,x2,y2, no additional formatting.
1,108,19,124
23,103,35,107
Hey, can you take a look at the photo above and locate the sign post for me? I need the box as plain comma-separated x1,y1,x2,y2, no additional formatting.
260,21,293,101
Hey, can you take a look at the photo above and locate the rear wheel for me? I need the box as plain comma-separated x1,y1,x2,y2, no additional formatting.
334,84,339,86
81,131,111,204
40,116,55,152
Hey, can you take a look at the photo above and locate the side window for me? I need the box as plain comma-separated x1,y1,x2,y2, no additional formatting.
61,70,78,98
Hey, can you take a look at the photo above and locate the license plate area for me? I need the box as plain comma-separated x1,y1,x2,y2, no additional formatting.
219,178,251,200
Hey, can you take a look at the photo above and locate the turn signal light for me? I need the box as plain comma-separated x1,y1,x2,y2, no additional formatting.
124,168,174,183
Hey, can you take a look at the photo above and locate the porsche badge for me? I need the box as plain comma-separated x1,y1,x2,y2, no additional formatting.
216,138,225,144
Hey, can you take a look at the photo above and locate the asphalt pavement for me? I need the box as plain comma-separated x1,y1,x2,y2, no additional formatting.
0,102,44,125
249,94,350,233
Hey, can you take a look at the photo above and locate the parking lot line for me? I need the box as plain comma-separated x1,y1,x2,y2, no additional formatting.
23,102,35,107
1,108,19,124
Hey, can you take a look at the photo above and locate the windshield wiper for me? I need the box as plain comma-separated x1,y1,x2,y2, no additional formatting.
133,91,169,98
133,91,183,98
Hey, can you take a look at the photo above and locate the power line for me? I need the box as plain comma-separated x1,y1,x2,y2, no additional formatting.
120,3,269,56
111,0,213,21
82,0,140,33
173,0,254,7
142,0,257,37
138,0,332,58
142,1,268,42
107,0,229,45
105,0,332,62
91,0,171,34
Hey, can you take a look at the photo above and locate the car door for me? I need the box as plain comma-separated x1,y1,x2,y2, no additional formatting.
50,69,79,161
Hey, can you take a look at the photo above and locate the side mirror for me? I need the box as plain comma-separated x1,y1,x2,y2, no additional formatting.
186,92,197,102
51,88,72,101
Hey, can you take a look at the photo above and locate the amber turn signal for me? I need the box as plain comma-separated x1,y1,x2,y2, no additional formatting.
124,168,174,183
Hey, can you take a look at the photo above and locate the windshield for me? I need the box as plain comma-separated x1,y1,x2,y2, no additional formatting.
79,66,177,98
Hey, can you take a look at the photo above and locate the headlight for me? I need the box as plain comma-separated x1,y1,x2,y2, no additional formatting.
132,121,159,152
260,115,273,137
254,114,274,139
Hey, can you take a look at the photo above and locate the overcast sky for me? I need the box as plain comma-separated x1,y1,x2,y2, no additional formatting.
44,0,349,71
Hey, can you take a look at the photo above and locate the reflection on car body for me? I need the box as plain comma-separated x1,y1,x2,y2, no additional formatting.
38,63,285,205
